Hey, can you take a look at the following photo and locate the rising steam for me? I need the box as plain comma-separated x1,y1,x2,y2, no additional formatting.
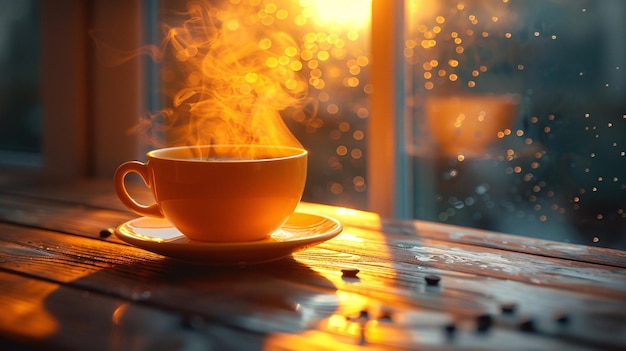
140,0,313,150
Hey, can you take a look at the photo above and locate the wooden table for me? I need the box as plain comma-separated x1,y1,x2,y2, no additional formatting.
1,179,625,350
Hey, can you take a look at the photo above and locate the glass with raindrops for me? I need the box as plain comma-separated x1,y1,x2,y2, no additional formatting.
406,0,625,250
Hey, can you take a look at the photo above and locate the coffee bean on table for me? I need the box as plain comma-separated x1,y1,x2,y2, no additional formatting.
341,268,360,277
358,310,369,320
500,302,518,314
444,322,457,334
554,312,570,324
99,228,114,238
378,310,393,321
424,274,441,286
476,313,493,332
518,317,536,332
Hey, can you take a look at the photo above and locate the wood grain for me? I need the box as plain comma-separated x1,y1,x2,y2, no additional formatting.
0,271,264,351
1,180,625,350
1,219,625,349
2,180,625,268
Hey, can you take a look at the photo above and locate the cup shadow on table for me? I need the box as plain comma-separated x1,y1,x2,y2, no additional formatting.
42,256,339,350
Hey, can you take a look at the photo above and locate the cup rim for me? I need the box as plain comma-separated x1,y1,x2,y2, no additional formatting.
147,144,308,162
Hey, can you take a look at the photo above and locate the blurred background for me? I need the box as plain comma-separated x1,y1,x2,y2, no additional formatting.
1,0,624,249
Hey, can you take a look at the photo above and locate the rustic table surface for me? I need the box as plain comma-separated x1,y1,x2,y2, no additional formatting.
0,179,625,350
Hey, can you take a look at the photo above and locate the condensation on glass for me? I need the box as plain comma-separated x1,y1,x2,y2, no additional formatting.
0,0,42,167
406,0,626,249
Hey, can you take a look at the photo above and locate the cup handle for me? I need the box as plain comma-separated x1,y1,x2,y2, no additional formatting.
114,161,163,218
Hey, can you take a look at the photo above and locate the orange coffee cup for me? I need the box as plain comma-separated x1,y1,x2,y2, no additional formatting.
114,144,308,242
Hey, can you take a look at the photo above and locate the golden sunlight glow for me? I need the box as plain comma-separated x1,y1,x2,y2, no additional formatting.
335,232,365,243
112,303,130,325
304,0,372,28
1,257,103,340
334,207,358,217
1,282,59,339
264,286,414,349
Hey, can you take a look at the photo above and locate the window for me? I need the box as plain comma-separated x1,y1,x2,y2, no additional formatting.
0,0,42,168
3,0,624,250
0,0,146,179
146,0,624,249
403,0,626,249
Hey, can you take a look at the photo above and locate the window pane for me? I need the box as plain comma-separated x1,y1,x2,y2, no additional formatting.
406,0,626,249
0,0,42,166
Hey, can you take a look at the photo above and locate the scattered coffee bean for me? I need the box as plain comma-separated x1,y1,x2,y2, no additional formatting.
554,312,570,324
500,303,518,314
358,310,369,320
378,310,393,322
476,313,493,332
341,268,360,277
518,317,536,332
99,228,114,238
424,274,441,286
346,310,369,323
444,322,457,334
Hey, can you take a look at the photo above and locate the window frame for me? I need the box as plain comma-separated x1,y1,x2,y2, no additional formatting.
1,0,145,182
368,0,411,218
